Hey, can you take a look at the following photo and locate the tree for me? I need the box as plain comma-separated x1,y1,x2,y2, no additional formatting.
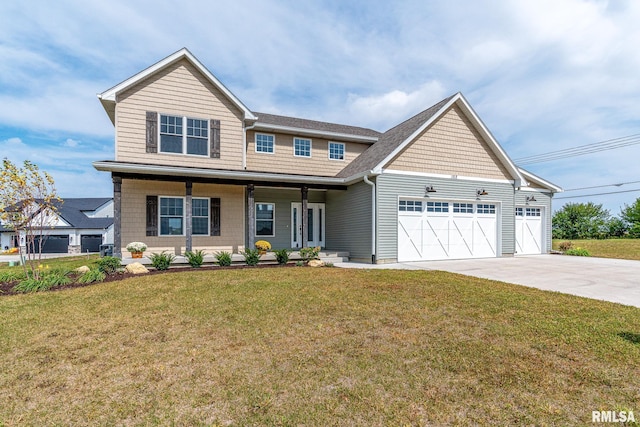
552,202,610,239
0,159,62,279
621,197,640,238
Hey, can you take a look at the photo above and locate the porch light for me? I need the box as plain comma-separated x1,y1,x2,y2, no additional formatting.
425,185,437,195
525,195,537,203
476,189,488,197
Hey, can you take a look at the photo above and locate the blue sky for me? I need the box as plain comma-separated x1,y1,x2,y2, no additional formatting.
1,0,639,215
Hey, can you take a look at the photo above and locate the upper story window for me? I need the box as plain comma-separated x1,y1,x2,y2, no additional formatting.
328,142,345,160
256,133,275,154
160,114,209,156
294,138,311,157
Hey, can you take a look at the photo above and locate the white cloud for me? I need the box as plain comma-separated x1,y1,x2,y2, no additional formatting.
63,138,80,148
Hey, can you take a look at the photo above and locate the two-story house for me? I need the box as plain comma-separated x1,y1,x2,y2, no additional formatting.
94,48,561,263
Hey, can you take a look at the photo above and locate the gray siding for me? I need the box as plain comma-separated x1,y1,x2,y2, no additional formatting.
326,181,372,262
515,190,553,253
376,173,516,262
252,187,325,250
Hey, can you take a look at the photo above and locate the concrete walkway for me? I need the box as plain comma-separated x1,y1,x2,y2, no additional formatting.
337,255,640,308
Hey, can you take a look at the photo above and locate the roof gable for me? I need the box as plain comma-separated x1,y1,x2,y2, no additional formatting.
98,48,256,124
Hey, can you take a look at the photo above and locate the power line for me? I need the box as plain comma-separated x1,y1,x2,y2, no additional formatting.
563,180,640,192
555,188,640,200
514,133,640,165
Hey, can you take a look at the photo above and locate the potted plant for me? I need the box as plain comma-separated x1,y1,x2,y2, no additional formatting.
126,241,147,258
255,240,271,255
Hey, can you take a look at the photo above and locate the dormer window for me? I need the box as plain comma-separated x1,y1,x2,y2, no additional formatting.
159,114,208,156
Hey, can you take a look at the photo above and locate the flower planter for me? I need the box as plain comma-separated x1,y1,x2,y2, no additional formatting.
131,252,143,259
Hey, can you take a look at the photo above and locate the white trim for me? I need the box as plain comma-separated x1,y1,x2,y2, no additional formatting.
328,141,346,161
252,122,378,143
158,196,185,237
98,48,256,121
383,168,514,184
255,202,275,238
255,132,276,154
191,197,210,236
518,187,551,193
518,168,563,193
375,93,526,186
293,137,312,158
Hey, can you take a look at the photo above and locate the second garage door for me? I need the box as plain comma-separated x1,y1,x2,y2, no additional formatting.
398,200,498,262
515,206,544,255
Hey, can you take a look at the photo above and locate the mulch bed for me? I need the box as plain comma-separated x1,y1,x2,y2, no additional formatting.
0,263,298,297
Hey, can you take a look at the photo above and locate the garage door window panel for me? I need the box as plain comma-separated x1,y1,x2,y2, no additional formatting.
399,200,423,213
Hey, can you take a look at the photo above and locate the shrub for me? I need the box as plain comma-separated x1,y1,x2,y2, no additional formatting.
255,240,271,251
241,248,261,266
215,251,233,267
565,247,591,257
150,251,175,270
295,261,304,267
273,248,291,265
0,270,26,284
13,271,71,293
299,246,321,262
558,241,573,251
185,249,206,268
78,269,106,284
97,256,121,274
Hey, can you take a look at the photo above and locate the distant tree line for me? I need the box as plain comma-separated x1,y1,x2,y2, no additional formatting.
552,197,640,239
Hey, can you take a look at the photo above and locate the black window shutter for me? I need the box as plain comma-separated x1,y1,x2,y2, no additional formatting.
210,119,220,158
146,196,158,236
210,197,221,236
146,112,158,153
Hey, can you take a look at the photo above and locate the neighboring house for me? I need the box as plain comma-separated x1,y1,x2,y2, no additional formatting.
94,48,561,263
0,198,114,254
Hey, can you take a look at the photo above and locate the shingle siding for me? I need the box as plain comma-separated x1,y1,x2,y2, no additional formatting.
326,181,372,262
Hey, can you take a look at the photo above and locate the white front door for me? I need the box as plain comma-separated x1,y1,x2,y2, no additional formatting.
515,206,544,254
291,203,325,248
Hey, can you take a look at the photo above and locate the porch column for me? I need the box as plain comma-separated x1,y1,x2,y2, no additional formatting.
112,175,122,258
247,184,255,250
185,180,193,253
301,186,308,248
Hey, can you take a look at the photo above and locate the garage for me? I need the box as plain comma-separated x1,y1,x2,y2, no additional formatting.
28,235,69,253
81,235,103,253
515,206,544,255
398,199,498,261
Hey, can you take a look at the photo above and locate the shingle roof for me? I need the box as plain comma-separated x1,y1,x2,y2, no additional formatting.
336,94,456,178
253,112,381,139
54,198,113,229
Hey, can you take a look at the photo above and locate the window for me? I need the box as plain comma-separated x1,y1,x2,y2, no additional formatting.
159,114,209,156
426,201,449,213
192,198,209,235
329,142,345,160
477,204,496,214
256,133,274,153
294,138,311,157
160,197,184,235
256,203,275,236
399,200,423,212
516,207,524,216
526,207,541,217
453,203,474,214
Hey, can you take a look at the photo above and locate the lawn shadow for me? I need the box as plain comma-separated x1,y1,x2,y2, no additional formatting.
618,332,640,345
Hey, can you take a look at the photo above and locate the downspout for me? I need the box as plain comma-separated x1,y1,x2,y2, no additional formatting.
243,122,257,170
363,174,376,264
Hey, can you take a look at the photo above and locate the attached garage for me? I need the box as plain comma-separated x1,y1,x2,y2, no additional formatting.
28,235,69,254
398,199,498,261
515,206,544,255
81,234,103,253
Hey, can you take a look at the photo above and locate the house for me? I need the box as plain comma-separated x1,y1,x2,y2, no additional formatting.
1,198,114,254
94,48,561,263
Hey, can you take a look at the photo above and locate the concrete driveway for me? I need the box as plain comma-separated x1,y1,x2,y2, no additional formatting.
338,255,640,308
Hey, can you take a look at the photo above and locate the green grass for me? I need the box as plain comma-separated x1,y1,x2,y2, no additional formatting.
0,254,100,271
1,268,639,425
553,238,640,260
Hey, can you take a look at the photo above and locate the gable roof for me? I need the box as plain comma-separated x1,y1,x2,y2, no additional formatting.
518,168,563,193
0,198,113,231
98,48,257,124
336,93,526,186
253,112,380,143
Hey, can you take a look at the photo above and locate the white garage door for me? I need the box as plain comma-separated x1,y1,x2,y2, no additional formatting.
398,200,498,261
515,206,543,255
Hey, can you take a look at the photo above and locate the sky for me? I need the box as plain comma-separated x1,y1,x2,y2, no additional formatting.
1,0,639,215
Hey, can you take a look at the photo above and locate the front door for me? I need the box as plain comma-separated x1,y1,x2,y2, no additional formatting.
291,203,325,248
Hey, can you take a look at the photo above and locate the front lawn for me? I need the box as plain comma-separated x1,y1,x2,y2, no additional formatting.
1,268,639,425
553,238,640,260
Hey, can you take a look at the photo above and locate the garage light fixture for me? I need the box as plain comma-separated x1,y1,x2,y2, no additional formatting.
525,195,537,203
425,185,437,195
476,189,488,197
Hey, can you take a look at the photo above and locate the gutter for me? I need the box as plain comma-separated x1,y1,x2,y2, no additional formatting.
362,174,377,264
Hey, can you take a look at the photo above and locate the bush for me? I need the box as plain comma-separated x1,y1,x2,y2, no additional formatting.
273,248,291,265
78,269,106,284
558,241,573,251
565,247,591,257
241,248,261,266
13,271,71,293
215,251,232,267
299,246,321,262
185,249,206,268
255,240,271,251
97,256,121,274
150,251,175,270
0,270,26,284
